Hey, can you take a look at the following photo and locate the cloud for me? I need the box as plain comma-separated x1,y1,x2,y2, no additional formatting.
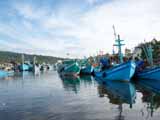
0,0,160,58
14,2,49,21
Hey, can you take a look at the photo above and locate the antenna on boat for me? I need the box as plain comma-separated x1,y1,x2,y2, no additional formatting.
112,25,116,55
112,25,125,63
113,25,117,40
112,45,115,55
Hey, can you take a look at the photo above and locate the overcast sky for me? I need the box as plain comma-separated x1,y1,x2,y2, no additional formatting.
0,0,160,58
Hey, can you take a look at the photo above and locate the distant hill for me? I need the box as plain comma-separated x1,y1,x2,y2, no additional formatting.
0,51,64,64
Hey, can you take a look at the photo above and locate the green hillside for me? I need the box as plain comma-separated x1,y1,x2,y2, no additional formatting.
0,51,63,64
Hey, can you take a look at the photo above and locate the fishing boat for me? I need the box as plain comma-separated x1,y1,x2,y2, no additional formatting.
32,56,40,74
95,61,136,81
57,59,80,76
135,66,160,80
19,63,30,71
0,70,14,78
94,34,136,82
80,59,94,75
80,65,93,75
135,43,160,80
18,54,30,71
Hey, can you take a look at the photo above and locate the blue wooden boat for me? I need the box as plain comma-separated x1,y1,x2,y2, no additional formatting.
95,61,136,82
79,58,94,75
57,60,80,76
80,64,94,75
135,66,160,80
0,70,14,78
94,34,136,82
19,64,30,71
135,43,160,80
18,54,30,71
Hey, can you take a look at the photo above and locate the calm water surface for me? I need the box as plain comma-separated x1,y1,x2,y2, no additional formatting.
0,71,160,120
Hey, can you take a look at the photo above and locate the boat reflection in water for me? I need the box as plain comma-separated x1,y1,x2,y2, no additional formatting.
80,75,96,86
136,79,160,117
59,75,94,94
59,75,80,94
97,80,136,120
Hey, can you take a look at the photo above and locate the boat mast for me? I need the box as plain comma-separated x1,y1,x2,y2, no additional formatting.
114,35,125,64
142,41,153,66
147,44,153,66
113,25,125,63
112,25,117,55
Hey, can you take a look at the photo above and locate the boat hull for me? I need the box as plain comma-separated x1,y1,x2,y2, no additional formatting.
0,70,14,78
19,64,30,71
95,61,136,82
60,62,80,76
136,66,160,80
80,65,94,75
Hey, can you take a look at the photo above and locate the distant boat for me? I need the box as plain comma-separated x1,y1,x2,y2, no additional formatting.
32,56,40,74
19,64,30,71
33,64,40,75
57,60,80,76
79,59,94,75
95,61,136,82
19,54,30,71
0,70,14,78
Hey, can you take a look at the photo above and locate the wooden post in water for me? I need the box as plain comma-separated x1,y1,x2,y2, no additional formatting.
33,56,36,65
21,54,24,64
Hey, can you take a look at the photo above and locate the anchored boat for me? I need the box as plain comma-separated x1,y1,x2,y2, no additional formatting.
18,54,30,71
0,70,14,78
136,66,160,80
95,61,136,82
80,59,94,75
19,64,30,71
57,59,80,76
94,34,136,82
135,43,160,80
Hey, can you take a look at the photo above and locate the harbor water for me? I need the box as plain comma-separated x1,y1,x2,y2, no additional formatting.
0,71,160,120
